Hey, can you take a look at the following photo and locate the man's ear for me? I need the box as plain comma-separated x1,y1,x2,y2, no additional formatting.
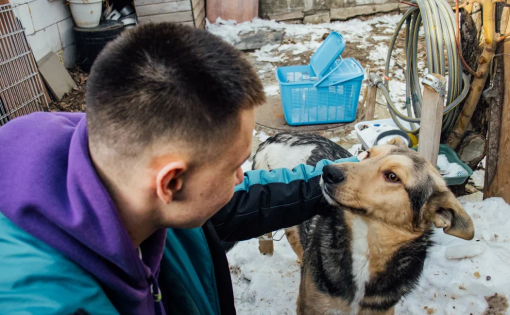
424,190,475,240
156,161,186,204
388,137,407,147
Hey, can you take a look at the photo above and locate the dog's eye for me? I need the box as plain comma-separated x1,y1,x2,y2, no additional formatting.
385,172,400,182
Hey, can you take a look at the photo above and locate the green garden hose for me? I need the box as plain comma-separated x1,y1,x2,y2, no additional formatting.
373,0,470,135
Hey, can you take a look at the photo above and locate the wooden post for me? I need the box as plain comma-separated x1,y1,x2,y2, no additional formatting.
485,14,510,203
365,83,377,121
258,233,274,255
418,74,447,167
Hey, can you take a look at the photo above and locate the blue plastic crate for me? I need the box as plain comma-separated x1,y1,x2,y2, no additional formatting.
275,32,364,126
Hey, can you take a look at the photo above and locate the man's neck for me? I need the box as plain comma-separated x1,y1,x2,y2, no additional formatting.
90,155,158,248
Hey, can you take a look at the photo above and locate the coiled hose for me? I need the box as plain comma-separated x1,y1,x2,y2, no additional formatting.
373,0,470,135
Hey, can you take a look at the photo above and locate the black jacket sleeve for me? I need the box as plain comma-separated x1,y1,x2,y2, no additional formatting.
210,157,358,242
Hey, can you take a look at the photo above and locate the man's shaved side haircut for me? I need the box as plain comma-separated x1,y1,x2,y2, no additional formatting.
86,23,265,159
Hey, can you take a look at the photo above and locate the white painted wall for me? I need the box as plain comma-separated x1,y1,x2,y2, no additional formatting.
12,0,76,68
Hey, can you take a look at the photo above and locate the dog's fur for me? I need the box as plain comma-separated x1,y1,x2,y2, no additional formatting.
252,132,474,315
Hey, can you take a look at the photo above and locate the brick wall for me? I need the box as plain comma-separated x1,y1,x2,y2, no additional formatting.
12,0,76,68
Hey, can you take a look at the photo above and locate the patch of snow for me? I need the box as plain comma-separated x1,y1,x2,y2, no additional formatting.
348,143,363,155
264,85,280,96
255,130,270,142
445,244,484,260
328,137,340,142
479,157,486,169
241,159,252,173
368,43,389,65
228,198,510,315
347,129,358,140
252,48,287,63
471,170,485,189
394,68,405,80
228,238,300,315
372,35,390,41
388,80,408,116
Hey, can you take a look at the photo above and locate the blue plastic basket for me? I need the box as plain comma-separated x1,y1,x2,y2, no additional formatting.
276,32,364,126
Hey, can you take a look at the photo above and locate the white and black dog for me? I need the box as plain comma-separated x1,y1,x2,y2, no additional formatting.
252,132,474,315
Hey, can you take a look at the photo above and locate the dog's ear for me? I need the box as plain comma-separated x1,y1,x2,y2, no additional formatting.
424,190,474,240
388,137,406,147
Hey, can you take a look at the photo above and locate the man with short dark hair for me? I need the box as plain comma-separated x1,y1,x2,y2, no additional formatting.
0,24,356,315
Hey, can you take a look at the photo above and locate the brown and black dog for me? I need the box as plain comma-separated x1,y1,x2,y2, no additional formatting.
252,132,474,315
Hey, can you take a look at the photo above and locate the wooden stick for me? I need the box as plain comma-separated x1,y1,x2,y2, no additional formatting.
485,10,510,203
365,83,377,121
258,233,274,255
446,0,496,149
418,74,447,166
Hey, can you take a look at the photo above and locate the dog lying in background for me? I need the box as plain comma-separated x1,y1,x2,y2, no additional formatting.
253,132,474,315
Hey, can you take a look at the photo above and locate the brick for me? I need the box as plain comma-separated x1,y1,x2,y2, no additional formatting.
331,3,399,20
303,12,330,24
14,4,35,35
57,17,75,48
9,0,37,5
28,0,71,32
268,11,304,21
27,24,62,61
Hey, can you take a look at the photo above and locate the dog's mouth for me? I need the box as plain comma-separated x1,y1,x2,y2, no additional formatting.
322,185,368,215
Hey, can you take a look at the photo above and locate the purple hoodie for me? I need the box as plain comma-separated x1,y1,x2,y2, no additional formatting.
0,112,165,315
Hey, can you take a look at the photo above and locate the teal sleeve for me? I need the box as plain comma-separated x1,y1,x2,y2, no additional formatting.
0,213,119,315
234,157,359,192
212,157,359,241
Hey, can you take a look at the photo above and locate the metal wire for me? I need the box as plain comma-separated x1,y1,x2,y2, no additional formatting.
0,3,48,126
373,0,470,135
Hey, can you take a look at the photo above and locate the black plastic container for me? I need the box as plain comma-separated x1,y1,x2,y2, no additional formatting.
74,20,124,72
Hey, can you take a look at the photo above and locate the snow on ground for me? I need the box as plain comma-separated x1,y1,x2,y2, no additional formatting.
227,198,510,315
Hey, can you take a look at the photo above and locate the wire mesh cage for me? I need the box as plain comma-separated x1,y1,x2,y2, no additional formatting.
0,3,49,126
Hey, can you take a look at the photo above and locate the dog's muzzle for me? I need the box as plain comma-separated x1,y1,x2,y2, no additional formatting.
322,165,345,185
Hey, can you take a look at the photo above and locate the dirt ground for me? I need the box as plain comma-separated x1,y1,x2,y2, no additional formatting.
49,67,88,113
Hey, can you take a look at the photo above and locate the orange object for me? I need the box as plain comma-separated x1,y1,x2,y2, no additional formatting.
206,0,258,23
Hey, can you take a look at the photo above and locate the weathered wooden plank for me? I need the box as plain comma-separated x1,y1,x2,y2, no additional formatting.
193,2,204,20
191,0,202,11
138,11,193,24
134,0,186,8
192,2,204,19
364,84,377,121
331,3,399,20
196,18,205,29
194,6,205,28
268,11,304,21
418,74,447,167
136,1,191,17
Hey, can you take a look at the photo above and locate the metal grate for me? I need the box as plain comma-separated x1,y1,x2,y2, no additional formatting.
0,3,48,126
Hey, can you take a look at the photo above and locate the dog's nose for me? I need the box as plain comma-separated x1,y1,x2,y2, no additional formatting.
323,165,345,184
